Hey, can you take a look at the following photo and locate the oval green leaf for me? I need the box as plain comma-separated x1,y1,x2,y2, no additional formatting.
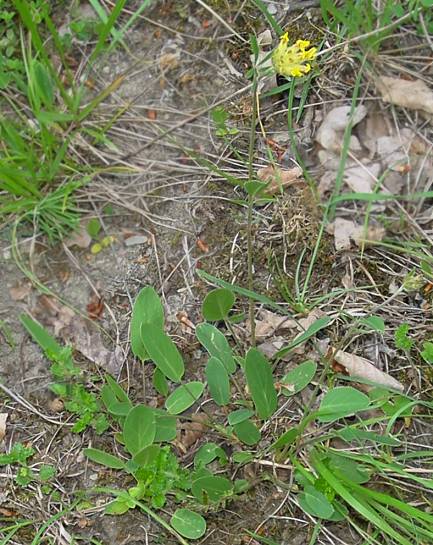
165,382,205,415
153,367,169,396
317,387,370,423
196,323,236,374
360,315,385,332
194,443,227,468
84,448,125,469
123,405,156,455
141,324,184,382
281,360,317,396
152,409,177,442
130,286,164,360
233,419,261,446
245,348,277,420
192,475,233,503
133,444,161,467
171,509,206,540
205,357,230,406
227,408,254,426
202,288,235,321
298,485,335,519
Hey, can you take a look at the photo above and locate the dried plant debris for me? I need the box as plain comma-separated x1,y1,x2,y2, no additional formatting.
333,350,404,392
0,413,8,441
376,76,433,120
327,218,385,251
316,104,431,197
257,165,305,194
32,295,123,374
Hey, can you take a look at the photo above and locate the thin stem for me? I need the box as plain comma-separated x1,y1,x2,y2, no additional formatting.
246,67,259,347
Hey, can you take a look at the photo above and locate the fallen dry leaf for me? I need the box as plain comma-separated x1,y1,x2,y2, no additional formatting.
64,225,91,249
377,76,433,119
316,105,367,152
333,350,404,392
0,413,8,441
124,235,148,247
257,165,304,194
87,296,104,320
248,309,297,340
327,219,385,251
176,413,208,453
159,51,180,71
62,318,124,375
344,163,381,193
9,282,31,301
196,238,209,253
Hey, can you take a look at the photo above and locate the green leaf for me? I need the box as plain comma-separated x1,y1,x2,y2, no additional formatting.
421,341,433,364
317,387,370,423
281,360,317,396
152,409,177,442
165,382,205,415
133,444,161,467
141,324,184,382
275,316,331,358
228,408,254,426
194,443,227,468
359,315,385,332
196,323,236,373
130,286,164,360
394,324,413,351
327,454,370,484
123,405,156,455
171,509,206,540
337,427,400,446
87,218,101,238
202,288,235,321
205,357,230,406
233,419,261,446
298,485,335,519
84,448,125,469
232,451,254,464
153,368,169,396
32,60,54,108
271,428,299,451
104,499,131,515
192,475,233,503
105,375,130,402
21,314,63,357
38,465,56,481
244,348,277,419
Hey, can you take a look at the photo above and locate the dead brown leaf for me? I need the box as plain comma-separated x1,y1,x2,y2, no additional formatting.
316,105,367,152
176,413,208,453
344,163,381,193
257,165,304,194
248,310,296,341
333,350,404,392
62,317,124,375
0,413,8,441
377,76,433,119
64,225,91,249
87,296,104,320
327,219,385,251
9,282,31,301
159,51,180,71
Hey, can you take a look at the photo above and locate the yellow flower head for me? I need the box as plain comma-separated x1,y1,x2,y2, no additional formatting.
272,33,317,78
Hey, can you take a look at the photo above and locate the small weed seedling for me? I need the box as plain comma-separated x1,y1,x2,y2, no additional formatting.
20,314,109,434
0,442,55,488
